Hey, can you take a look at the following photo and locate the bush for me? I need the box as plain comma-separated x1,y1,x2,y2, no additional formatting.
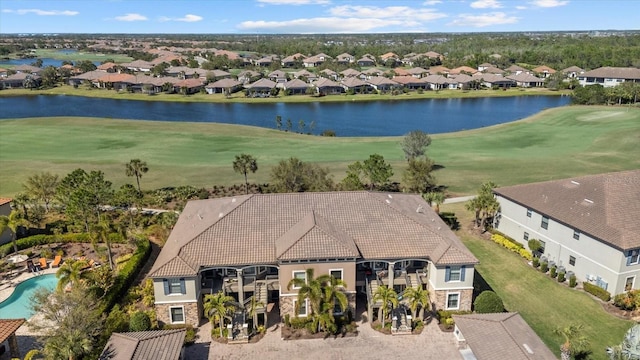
569,274,578,288
444,317,455,329
0,232,125,258
289,317,312,329
540,262,548,273
473,291,505,313
583,282,611,302
549,266,557,278
557,272,566,283
528,239,543,254
532,257,540,268
130,311,151,331
491,234,531,261
163,324,196,345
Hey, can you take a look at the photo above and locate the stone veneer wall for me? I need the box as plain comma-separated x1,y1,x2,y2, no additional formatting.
280,292,357,319
156,302,200,326
432,289,473,311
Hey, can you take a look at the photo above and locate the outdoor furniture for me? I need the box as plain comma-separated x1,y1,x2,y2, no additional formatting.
51,255,62,268
38,258,48,269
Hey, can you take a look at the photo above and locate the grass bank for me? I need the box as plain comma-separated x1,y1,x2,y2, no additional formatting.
0,84,570,104
443,202,632,360
0,106,638,196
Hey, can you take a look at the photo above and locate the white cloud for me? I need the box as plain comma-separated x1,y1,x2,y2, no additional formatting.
516,5,528,10
177,14,203,22
257,0,330,4
328,5,447,22
3,8,78,16
239,17,405,33
530,0,569,7
423,0,442,5
449,12,518,27
114,13,148,21
470,0,502,9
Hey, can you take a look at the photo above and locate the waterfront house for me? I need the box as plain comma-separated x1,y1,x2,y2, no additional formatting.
205,78,243,95
493,170,640,296
578,67,640,87
312,78,344,95
148,192,478,327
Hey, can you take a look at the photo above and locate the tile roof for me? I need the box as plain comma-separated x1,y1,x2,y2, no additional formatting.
0,198,12,206
206,78,241,89
99,329,186,360
283,78,309,89
313,78,341,88
581,66,640,80
149,192,477,278
246,78,276,89
0,319,25,344
494,170,640,251
453,313,556,360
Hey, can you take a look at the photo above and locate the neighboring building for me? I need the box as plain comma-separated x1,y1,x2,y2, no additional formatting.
148,192,478,327
0,198,12,246
99,329,186,360
578,67,640,87
452,313,556,360
0,319,26,359
493,170,640,296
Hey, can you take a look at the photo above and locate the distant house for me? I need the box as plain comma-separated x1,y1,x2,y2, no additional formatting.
423,74,454,90
0,73,41,89
392,75,428,90
174,78,205,94
341,77,374,93
366,76,399,91
303,53,331,68
340,68,363,79
483,66,506,76
319,68,338,81
507,73,545,88
68,70,106,86
532,65,556,78
237,70,262,84
561,66,585,79
99,329,186,360
477,74,515,89
281,53,306,68
362,68,385,79
0,198,12,245
206,69,232,81
283,78,310,95
578,67,640,87
255,57,274,67
477,63,494,72
357,56,376,67
493,170,640,296
335,53,355,65
313,78,344,95
453,313,556,360
97,62,118,73
405,67,430,78
245,78,277,96
449,66,477,76
380,52,400,66
292,69,317,82
427,66,450,75
205,78,242,95
122,60,154,73
96,73,137,91
505,65,529,76
267,70,288,83
12,65,42,75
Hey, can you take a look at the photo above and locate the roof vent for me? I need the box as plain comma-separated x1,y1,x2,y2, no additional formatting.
416,205,423,213
388,194,393,199
197,214,203,220
231,198,236,203
218,212,224,218
584,198,593,204
385,199,391,204
523,344,534,354
571,180,580,185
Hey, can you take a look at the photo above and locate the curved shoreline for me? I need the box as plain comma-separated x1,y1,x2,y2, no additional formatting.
0,267,57,304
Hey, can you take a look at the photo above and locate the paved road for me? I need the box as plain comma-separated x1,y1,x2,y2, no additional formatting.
443,195,475,204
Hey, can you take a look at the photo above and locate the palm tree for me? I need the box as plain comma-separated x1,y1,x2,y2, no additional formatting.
90,221,114,270
232,154,258,194
246,294,265,332
287,269,329,318
314,302,338,334
0,210,27,254
323,276,349,315
204,291,236,338
45,328,93,360
422,191,445,213
553,323,590,360
372,285,398,327
403,286,430,320
125,159,149,192
56,259,90,292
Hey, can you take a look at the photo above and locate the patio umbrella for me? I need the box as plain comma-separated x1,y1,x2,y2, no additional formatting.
7,254,28,264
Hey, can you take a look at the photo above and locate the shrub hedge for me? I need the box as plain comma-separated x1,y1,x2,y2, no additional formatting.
473,291,505,313
490,234,533,261
583,282,611,302
613,290,640,310
0,232,125,258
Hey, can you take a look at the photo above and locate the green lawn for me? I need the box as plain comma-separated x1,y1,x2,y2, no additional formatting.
15,49,133,64
0,105,638,196
443,203,632,360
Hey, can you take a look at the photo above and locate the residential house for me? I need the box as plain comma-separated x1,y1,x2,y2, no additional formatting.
505,65,529,76
292,69,317,83
148,192,478,327
281,53,306,68
356,56,376,67
449,66,478,76
68,70,106,86
366,76,399,92
166,66,201,79
532,65,556,78
255,56,274,67
561,66,585,79
0,319,25,359
507,73,545,88
392,75,428,90
405,67,430,78
427,66,450,76
578,67,640,87
174,78,205,94
12,65,42,75
0,198,12,245
283,79,310,95
362,68,385,79
392,68,411,77
452,313,556,360
0,68,8,77
245,78,276,97
319,69,338,81
335,53,355,65
205,78,243,95
493,170,640,295
97,62,118,73
340,68,363,79
448,74,476,89
303,53,331,68
483,66,506,76
267,70,288,84
0,73,41,89
341,77,374,93
312,78,344,95
237,70,262,84
99,329,186,360
424,51,444,61
206,69,232,81
423,74,454,90
477,73,515,89
122,60,154,72
96,73,137,91
380,52,400,66
477,63,495,72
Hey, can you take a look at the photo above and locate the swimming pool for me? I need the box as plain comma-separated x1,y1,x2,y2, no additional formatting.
0,274,58,319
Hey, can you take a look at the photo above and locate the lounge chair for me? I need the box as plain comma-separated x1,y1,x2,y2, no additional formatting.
51,255,62,268
39,257,48,269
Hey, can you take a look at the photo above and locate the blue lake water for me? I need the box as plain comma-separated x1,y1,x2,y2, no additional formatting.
0,49,101,67
0,274,58,319
0,94,571,136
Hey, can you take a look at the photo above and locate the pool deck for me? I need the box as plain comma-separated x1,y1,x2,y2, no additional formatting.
0,267,58,303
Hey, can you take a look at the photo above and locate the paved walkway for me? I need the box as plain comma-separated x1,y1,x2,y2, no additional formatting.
185,316,462,360
444,195,475,204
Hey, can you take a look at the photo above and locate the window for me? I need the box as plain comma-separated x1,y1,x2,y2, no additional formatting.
292,271,306,289
163,278,185,295
446,266,465,282
446,293,460,310
523,232,529,241
569,256,576,266
526,209,532,217
539,240,546,254
293,299,307,317
541,216,549,230
329,269,343,281
573,230,580,240
628,250,640,266
170,307,185,324
626,277,635,291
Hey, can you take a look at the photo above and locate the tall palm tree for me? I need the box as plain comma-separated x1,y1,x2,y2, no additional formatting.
232,153,258,194
204,291,236,338
56,259,90,292
323,276,349,315
553,323,590,360
403,286,430,320
422,191,445,213
246,294,265,332
287,269,329,318
372,285,398,328
125,159,149,192
90,221,114,270
0,210,27,254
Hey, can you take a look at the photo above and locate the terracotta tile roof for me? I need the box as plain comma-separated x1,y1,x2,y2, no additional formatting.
206,78,241,89
99,329,186,360
0,198,12,206
366,76,398,86
494,170,640,251
149,192,477,278
449,66,477,75
561,66,584,73
453,313,556,360
427,66,450,74
392,76,427,85
532,65,556,74
174,78,204,88
97,73,137,83
340,68,362,77
341,77,368,88
97,62,117,70
0,319,25,344
246,78,276,89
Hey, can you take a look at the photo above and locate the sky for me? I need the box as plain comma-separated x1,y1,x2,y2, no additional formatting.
1,0,639,34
